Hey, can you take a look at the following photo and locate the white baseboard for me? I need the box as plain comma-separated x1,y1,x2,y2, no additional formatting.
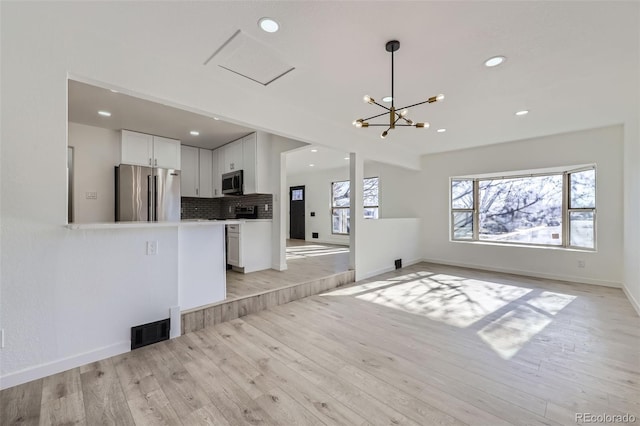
622,285,640,316
420,257,623,289
0,341,130,390
358,258,422,281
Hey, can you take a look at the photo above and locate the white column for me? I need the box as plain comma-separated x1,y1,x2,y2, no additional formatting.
271,149,288,271
349,152,364,277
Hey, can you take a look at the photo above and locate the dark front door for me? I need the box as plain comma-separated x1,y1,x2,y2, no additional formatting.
290,185,305,239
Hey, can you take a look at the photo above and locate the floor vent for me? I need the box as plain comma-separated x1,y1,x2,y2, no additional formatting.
131,318,170,350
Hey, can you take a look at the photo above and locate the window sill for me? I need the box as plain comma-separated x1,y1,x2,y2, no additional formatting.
450,239,596,253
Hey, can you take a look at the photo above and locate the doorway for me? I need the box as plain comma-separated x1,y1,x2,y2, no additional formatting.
289,185,305,239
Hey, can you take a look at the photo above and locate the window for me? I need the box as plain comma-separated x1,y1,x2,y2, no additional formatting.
450,167,595,249
332,177,379,234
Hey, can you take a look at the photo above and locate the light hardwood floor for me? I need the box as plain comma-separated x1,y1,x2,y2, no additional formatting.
2,262,639,425
225,240,349,300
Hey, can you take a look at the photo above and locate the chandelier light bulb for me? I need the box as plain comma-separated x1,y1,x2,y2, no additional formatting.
354,40,445,139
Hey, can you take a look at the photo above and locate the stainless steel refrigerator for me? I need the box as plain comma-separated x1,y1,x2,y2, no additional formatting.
115,165,181,222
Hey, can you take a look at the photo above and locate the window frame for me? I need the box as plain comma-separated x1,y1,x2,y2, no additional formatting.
331,176,379,235
450,166,596,250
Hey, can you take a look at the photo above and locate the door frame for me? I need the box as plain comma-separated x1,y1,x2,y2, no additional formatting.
289,185,306,240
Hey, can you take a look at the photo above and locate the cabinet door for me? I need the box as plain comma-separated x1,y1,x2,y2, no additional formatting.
198,148,213,198
211,149,222,197
227,233,241,266
180,145,199,197
226,139,243,172
242,133,257,194
121,130,153,166
153,136,181,169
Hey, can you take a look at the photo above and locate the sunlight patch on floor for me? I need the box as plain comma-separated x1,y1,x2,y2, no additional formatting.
345,272,532,328
286,244,349,260
477,291,576,359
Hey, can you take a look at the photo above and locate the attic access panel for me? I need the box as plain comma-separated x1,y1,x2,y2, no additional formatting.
204,30,295,86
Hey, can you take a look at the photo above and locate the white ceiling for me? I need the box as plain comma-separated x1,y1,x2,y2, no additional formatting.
68,80,255,150
61,1,638,167
286,145,349,176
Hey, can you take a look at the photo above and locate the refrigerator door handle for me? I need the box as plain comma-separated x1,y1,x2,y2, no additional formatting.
147,175,153,222
154,175,158,222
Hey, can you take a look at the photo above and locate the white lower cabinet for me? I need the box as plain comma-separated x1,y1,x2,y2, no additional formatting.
227,224,241,267
226,221,272,272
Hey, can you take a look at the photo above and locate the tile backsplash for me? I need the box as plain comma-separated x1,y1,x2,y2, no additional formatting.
181,194,273,220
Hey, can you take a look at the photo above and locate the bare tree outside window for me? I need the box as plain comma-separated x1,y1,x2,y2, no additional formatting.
332,177,379,234
450,167,596,249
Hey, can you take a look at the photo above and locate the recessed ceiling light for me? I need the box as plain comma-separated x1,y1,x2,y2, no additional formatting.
344,157,350,160
190,131,200,136
437,128,446,133
311,149,318,153
484,56,506,67
213,117,220,120
309,164,315,167
382,96,393,103
258,17,279,33
98,110,111,117
515,110,529,116
109,89,119,93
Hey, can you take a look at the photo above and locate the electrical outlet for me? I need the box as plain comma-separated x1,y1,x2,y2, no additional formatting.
146,241,158,255
577,260,586,268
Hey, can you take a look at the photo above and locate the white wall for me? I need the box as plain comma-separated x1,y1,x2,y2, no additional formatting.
287,166,351,245
68,122,120,223
623,119,640,314
269,135,307,270
420,125,624,287
359,219,422,280
0,227,179,389
286,160,422,245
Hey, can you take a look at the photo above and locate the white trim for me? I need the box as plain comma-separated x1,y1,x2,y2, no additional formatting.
358,258,422,281
622,285,640,317
0,341,130,390
421,258,622,289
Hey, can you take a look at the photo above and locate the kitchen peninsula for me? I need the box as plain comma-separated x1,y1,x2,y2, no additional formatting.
64,218,270,321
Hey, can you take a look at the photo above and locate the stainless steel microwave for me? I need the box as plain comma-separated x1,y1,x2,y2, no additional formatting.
222,170,243,195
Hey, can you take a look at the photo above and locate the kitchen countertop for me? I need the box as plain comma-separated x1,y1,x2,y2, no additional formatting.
65,218,271,230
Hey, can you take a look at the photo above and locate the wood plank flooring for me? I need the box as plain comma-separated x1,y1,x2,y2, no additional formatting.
2,262,639,425
225,240,349,301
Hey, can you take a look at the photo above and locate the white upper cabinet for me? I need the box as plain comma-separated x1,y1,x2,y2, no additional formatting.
212,131,271,195
153,136,181,169
121,130,181,170
121,130,153,167
199,148,213,198
242,132,271,194
211,149,222,198
242,133,257,194
180,145,199,197
181,146,214,198
221,139,243,173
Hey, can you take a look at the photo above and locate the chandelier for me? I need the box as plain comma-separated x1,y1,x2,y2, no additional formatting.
352,40,444,138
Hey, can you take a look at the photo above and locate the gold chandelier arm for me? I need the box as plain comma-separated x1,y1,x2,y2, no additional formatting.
395,95,444,111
